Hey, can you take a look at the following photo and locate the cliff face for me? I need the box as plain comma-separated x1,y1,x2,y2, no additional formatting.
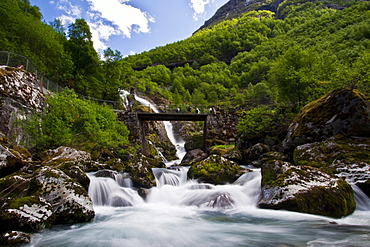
197,0,283,31
0,66,46,146
197,0,359,32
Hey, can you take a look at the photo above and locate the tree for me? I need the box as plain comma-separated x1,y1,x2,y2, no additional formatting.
268,45,316,108
26,89,129,152
65,19,100,76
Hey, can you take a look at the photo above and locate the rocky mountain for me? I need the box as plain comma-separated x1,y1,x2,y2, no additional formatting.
197,0,360,31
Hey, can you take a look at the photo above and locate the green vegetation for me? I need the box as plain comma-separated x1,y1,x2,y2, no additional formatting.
3,0,370,152
25,89,130,153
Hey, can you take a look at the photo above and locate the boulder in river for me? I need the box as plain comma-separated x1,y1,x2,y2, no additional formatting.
258,152,356,218
188,154,246,185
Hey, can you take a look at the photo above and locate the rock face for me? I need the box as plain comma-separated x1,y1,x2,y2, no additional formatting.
0,66,46,145
258,152,356,218
283,89,370,152
188,154,246,184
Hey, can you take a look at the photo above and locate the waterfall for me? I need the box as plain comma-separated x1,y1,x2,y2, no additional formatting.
120,89,187,163
88,173,144,207
352,184,370,211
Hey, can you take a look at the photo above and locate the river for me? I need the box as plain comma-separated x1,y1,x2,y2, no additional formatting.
27,91,370,247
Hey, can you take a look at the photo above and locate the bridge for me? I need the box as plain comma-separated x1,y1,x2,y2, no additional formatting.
137,113,208,121
136,112,209,152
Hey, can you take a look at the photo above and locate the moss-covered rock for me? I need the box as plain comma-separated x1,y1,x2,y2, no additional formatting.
259,160,356,218
283,88,370,152
293,135,370,196
0,196,55,233
36,167,95,224
188,154,246,184
185,134,204,151
128,154,158,188
180,149,208,166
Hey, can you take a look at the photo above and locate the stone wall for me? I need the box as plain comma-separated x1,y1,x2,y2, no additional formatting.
207,109,239,145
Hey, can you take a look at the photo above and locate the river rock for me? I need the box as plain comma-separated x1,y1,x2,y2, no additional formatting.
293,135,370,196
128,154,156,188
0,173,56,233
42,146,91,164
283,88,370,152
0,231,31,245
181,148,208,166
36,167,95,224
258,152,356,218
188,154,246,184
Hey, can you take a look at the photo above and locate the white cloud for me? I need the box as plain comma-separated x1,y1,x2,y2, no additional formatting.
189,0,211,20
52,0,154,53
87,0,154,38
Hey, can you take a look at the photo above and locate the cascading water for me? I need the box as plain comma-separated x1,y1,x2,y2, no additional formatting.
120,90,187,163
28,91,370,247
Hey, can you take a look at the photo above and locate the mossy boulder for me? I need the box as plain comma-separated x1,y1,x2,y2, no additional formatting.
41,146,91,165
185,134,204,151
293,135,370,196
36,167,95,224
128,154,158,188
188,154,246,184
243,143,271,167
180,149,208,166
0,196,55,233
259,159,356,218
283,88,370,152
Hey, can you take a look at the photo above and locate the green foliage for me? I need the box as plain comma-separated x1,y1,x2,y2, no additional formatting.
237,107,278,138
26,89,129,152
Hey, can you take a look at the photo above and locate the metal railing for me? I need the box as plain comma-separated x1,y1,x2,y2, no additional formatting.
0,51,122,108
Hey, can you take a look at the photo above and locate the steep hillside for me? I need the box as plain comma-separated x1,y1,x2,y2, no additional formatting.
197,0,283,31
121,0,370,111
197,0,362,31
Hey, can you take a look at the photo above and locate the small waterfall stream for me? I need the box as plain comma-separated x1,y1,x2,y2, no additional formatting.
29,91,370,246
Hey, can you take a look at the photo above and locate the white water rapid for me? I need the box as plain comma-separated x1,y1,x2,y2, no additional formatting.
28,92,370,247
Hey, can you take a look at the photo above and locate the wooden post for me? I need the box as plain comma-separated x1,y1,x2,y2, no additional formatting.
203,116,208,152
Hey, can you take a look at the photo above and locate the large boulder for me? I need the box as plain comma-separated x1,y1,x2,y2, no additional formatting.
128,154,157,188
283,89,370,152
36,167,95,224
293,135,370,196
180,148,208,166
0,174,55,233
188,154,246,184
258,152,356,218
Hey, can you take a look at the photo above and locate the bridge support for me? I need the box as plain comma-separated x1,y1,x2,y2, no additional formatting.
137,113,209,154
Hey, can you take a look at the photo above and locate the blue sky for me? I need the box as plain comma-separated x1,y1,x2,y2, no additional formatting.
29,0,229,57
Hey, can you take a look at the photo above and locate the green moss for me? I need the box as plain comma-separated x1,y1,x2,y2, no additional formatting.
8,196,40,209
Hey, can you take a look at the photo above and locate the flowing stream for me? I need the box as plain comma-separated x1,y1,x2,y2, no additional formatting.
28,92,370,247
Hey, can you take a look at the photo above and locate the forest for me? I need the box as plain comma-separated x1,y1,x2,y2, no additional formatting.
2,0,370,151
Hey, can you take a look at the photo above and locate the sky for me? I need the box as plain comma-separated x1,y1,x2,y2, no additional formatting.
29,0,229,57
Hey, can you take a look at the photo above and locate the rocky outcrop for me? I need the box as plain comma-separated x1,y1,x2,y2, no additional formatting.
293,135,370,197
283,89,370,152
188,154,246,184
0,145,96,243
0,66,46,146
258,152,356,218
